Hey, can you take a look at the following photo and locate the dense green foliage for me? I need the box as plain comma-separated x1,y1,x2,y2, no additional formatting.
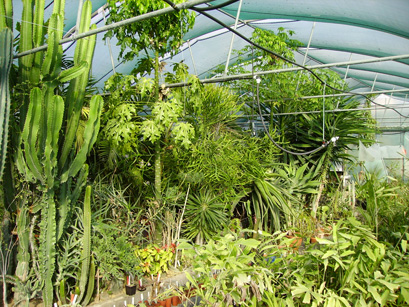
104,0,195,66
181,218,409,306
1,1,407,306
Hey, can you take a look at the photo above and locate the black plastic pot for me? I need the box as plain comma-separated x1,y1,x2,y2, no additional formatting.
125,284,137,296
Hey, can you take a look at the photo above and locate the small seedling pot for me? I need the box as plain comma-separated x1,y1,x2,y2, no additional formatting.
125,284,137,296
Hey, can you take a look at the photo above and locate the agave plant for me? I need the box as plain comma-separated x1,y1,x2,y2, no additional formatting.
183,190,228,244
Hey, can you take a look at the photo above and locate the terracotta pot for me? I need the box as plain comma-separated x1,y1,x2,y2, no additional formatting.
316,226,333,240
165,297,172,307
171,295,182,306
285,235,303,249
159,299,166,306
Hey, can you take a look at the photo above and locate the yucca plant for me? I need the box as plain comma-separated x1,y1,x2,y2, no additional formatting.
247,177,294,234
274,162,321,198
184,190,228,244
291,96,376,214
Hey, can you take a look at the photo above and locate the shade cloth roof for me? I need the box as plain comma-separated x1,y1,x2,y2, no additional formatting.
10,0,409,128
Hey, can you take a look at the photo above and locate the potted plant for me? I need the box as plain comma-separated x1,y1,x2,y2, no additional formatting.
284,230,304,249
134,244,175,277
178,231,275,306
170,284,183,306
287,210,319,247
124,273,141,296
122,245,144,296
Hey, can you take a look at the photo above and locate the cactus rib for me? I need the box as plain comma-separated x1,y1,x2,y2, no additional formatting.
61,95,103,182
59,4,97,170
31,0,45,85
42,190,57,307
0,0,13,30
0,28,13,179
77,185,92,304
21,88,44,183
19,0,34,84
82,255,96,306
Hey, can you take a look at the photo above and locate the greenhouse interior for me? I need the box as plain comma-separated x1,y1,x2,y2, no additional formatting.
1,0,409,306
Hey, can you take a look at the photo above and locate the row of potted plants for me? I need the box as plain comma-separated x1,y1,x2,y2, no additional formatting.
124,282,199,307
123,224,332,306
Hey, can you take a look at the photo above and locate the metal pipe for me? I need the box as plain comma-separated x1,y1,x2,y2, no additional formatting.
295,22,316,92
64,4,108,39
343,53,353,82
188,40,198,76
13,0,215,59
298,88,409,99
223,0,243,76
241,105,409,117
102,8,116,74
165,53,409,87
371,73,379,92
302,22,315,66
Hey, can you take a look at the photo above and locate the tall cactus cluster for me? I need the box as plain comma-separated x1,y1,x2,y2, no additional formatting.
1,0,102,305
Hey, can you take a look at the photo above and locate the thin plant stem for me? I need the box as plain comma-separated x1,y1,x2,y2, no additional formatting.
174,184,190,268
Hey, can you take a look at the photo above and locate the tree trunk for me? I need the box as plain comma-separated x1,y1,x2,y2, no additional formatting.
154,141,162,197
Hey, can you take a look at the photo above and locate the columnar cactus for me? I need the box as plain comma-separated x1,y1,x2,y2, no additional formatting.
13,0,102,305
0,28,13,179
0,0,13,31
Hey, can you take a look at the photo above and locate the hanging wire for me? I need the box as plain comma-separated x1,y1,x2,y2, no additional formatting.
251,44,255,136
185,6,409,119
192,0,239,11
322,82,326,142
160,0,340,155
254,76,332,156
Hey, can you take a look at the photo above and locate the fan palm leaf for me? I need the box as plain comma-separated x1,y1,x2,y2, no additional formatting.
183,190,228,243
